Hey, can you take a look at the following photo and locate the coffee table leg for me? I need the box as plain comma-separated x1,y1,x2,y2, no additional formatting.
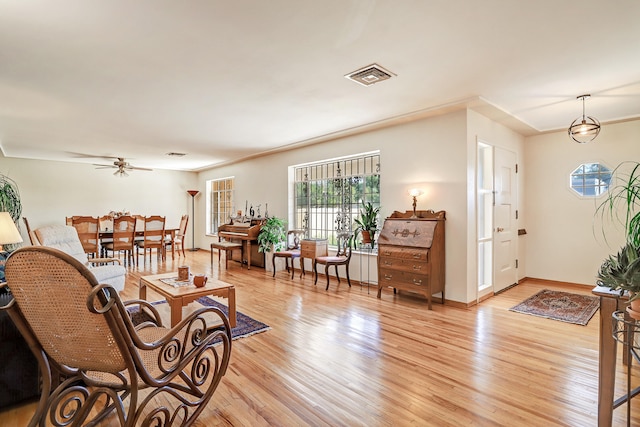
170,301,181,328
139,280,147,300
228,287,236,328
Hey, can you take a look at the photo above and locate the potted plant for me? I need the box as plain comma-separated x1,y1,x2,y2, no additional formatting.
595,161,640,318
597,242,640,318
353,202,380,246
257,216,286,253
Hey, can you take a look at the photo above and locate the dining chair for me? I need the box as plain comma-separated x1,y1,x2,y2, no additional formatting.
136,215,166,263
165,214,188,257
132,214,146,244
102,215,137,266
4,245,231,427
313,233,354,290
272,229,305,279
71,216,101,258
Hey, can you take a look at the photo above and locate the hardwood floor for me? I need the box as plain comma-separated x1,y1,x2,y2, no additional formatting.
1,249,639,426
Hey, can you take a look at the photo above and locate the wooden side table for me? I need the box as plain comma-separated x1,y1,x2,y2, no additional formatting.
592,285,629,427
300,239,328,279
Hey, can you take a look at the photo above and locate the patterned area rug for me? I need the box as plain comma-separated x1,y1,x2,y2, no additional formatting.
129,296,270,340
509,289,600,326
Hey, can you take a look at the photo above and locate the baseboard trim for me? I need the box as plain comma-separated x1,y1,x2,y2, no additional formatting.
519,276,593,290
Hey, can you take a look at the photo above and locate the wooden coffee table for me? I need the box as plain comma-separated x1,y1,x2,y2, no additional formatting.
139,272,236,328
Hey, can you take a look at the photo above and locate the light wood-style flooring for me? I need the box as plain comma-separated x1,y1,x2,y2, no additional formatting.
1,249,639,426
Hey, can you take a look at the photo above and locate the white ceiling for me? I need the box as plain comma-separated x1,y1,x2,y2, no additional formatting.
1,0,639,172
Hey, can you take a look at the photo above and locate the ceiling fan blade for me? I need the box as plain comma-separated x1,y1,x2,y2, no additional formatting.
126,166,153,171
93,164,117,169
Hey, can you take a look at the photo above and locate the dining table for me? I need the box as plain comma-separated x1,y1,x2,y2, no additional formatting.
99,228,180,257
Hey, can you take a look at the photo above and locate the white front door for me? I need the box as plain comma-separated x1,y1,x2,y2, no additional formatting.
494,148,518,293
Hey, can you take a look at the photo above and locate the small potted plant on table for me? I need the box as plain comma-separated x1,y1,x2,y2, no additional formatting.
597,242,640,319
595,161,640,318
354,202,380,247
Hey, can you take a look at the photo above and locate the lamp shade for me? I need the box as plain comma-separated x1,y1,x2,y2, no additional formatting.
0,212,23,246
568,94,601,143
187,190,200,197
409,188,424,198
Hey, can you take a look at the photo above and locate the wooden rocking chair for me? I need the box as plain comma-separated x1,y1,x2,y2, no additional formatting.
3,246,232,427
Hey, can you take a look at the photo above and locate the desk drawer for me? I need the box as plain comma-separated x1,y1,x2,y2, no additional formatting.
378,245,429,262
378,257,430,273
379,268,429,288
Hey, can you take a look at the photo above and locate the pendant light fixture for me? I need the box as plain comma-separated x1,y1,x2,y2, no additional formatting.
568,94,601,143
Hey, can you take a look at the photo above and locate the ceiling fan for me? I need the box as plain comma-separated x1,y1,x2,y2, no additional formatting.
93,157,153,177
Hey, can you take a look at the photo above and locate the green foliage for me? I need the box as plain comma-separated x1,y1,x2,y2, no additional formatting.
0,175,21,222
353,202,380,245
353,202,380,232
597,242,640,301
257,217,287,253
595,161,640,247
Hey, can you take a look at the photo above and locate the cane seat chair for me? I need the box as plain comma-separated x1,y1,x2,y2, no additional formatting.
71,216,101,258
313,233,354,290
102,215,137,266
136,215,166,262
272,229,305,279
3,246,232,427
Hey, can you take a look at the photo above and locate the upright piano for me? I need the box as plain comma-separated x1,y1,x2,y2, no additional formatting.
218,219,265,269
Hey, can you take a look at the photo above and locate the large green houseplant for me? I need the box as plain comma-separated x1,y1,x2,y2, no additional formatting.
353,202,380,246
595,161,640,317
257,216,286,253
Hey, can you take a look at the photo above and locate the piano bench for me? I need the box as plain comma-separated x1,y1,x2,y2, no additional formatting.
211,241,243,269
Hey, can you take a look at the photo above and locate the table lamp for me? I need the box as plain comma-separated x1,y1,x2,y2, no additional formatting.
0,212,23,252
408,188,424,218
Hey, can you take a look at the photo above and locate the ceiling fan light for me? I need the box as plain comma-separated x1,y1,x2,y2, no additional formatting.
568,94,601,143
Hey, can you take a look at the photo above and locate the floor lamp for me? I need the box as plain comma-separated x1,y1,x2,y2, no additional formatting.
187,190,200,251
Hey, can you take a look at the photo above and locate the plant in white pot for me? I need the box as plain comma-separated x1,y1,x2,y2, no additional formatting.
257,217,286,253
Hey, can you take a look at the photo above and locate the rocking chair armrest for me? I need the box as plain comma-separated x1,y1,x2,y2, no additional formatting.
123,299,164,328
130,306,232,385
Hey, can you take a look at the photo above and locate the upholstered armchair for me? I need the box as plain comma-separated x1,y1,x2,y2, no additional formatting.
34,224,126,293
4,246,231,427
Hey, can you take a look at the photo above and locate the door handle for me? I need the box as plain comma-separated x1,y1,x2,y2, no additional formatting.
496,227,504,232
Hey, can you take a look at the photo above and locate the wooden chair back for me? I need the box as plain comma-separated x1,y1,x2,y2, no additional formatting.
71,216,100,257
138,216,166,261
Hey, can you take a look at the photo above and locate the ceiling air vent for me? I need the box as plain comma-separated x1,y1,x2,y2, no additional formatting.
345,63,395,86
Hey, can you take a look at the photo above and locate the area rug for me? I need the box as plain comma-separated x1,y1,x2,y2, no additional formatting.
509,289,600,326
129,296,270,340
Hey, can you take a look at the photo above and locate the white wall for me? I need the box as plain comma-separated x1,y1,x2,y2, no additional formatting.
198,111,474,303
0,157,197,245
524,119,640,285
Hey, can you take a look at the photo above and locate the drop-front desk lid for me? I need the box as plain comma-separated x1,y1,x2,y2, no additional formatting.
378,218,438,248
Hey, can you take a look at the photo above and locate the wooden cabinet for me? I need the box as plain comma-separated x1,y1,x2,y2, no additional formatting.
300,239,328,277
376,210,445,309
